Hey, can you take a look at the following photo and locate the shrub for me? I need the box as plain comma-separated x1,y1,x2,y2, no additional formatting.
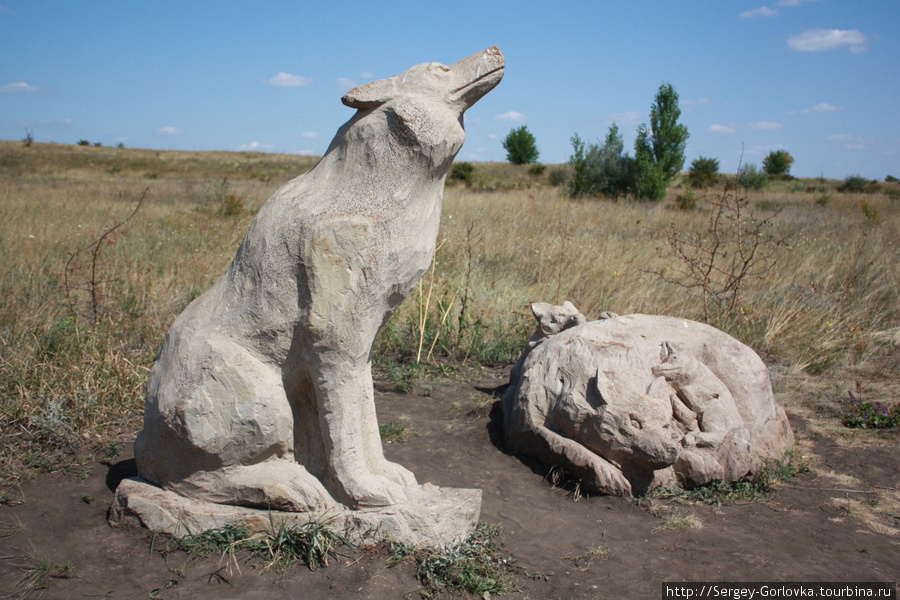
548,167,568,187
502,125,539,165
528,163,546,176
568,125,634,200
838,174,867,192
687,156,720,189
450,161,475,184
77,140,90,146
860,200,880,223
674,189,696,210
885,175,899,183
737,163,767,190
762,150,794,177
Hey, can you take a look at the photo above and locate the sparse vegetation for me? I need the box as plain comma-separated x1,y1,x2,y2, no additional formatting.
390,523,517,599
172,518,351,572
379,420,420,443
641,450,810,507
842,387,900,429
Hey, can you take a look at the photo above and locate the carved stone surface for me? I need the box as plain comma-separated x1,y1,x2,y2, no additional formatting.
117,47,504,546
502,308,794,496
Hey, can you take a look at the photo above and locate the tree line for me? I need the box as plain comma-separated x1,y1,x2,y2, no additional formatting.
501,82,799,200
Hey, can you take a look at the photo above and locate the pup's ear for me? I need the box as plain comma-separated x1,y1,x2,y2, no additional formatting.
342,78,396,110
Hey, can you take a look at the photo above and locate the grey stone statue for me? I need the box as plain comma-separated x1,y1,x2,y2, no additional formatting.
502,305,794,496
111,47,504,546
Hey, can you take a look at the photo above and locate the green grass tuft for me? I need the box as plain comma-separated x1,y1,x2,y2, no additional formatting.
390,523,518,599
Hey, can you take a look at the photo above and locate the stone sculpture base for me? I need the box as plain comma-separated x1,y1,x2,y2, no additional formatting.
109,478,481,548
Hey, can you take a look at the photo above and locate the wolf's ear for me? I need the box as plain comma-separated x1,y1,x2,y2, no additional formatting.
342,78,396,110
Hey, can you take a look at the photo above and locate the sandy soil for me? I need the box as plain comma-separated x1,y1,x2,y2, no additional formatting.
1,368,898,599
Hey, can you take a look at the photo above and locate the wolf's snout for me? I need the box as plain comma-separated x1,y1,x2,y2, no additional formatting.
450,45,504,108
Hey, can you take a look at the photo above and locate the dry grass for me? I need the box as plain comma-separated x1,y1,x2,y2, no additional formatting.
828,489,900,536
1,140,898,484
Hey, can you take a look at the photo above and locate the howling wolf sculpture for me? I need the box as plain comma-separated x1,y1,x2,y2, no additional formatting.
113,47,504,545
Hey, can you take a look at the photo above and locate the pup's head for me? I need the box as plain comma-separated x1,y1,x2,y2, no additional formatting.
531,301,586,338
339,47,504,171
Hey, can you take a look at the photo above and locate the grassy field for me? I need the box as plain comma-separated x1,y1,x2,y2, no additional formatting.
1,140,898,484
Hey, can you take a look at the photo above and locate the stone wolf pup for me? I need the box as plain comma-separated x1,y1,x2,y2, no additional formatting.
135,47,504,511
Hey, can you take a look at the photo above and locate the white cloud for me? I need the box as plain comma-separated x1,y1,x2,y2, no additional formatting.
0,5,15,14
683,97,712,106
709,124,736,134
746,121,782,130
237,141,274,151
746,144,785,156
0,81,42,93
794,102,844,114
495,111,527,123
788,28,868,53
826,134,863,143
262,72,313,88
740,6,778,18
157,126,183,136
361,71,375,80
301,131,319,138
487,133,500,139
777,0,820,6
605,111,643,126
336,78,357,92
844,144,866,150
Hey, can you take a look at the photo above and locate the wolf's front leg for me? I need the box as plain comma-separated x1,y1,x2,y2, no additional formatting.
313,359,412,508
360,362,418,490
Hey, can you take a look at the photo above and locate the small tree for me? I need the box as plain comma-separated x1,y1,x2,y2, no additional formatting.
762,150,794,177
687,156,720,189
502,125,539,165
649,83,690,182
632,83,689,201
633,125,666,201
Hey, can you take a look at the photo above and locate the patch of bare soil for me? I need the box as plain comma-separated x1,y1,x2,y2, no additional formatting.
1,368,898,599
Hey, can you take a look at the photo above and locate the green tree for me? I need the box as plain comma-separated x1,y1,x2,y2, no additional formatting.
649,83,689,182
687,156,720,188
762,150,794,177
502,125,539,165
633,83,689,200
633,125,666,201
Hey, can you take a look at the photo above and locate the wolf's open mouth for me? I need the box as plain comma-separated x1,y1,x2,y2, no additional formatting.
451,65,505,95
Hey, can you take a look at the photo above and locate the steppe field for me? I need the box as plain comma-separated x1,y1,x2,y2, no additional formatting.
1,140,898,598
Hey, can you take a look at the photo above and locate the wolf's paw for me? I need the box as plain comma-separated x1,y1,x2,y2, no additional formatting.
378,460,418,491
349,475,408,508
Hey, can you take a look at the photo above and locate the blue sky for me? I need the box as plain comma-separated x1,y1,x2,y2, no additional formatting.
1,1,897,179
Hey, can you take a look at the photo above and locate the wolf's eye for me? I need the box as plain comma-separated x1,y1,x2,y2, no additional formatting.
630,416,642,430
435,65,450,73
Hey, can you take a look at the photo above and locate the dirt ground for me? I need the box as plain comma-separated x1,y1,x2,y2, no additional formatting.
1,368,898,599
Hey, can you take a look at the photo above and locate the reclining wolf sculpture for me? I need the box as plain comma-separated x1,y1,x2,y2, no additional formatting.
502,304,794,496
131,47,504,522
